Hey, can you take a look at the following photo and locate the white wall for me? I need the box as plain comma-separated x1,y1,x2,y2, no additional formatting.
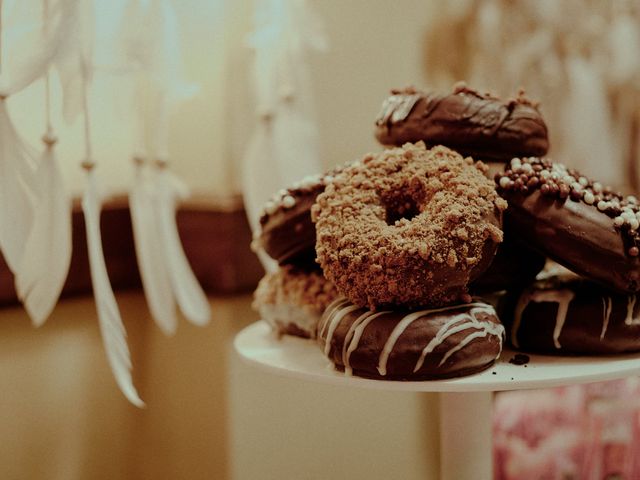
227,3,441,479
7,0,433,199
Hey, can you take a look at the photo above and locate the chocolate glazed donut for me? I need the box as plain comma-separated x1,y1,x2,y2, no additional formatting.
253,174,332,265
506,274,640,354
374,83,549,161
317,298,505,380
495,158,640,293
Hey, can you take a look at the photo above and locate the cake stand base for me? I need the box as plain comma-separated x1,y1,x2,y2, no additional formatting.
235,321,640,479
439,391,493,479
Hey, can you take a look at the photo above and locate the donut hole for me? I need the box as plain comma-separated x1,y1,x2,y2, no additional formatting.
383,195,421,226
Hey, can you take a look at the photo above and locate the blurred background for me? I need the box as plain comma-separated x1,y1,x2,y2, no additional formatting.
2,0,640,479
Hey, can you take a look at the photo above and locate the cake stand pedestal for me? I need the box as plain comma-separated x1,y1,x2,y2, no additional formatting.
234,321,640,479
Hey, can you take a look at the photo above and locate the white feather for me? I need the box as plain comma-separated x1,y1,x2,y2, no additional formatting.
52,0,91,122
15,142,71,326
243,0,326,236
82,170,144,408
154,168,210,326
0,99,37,273
130,161,178,335
0,0,78,96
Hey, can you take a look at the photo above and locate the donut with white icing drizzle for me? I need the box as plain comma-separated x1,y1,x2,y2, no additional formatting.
316,298,505,380
506,273,640,354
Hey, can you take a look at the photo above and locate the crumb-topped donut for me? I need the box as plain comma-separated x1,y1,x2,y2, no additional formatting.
312,143,507,309
505,271,640,354
495,157,640,293
253,265,339,338
253,173,333,265
317,297,504,379
374,83,549,161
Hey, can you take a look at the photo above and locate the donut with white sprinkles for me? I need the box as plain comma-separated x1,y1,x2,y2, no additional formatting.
495,157,640,293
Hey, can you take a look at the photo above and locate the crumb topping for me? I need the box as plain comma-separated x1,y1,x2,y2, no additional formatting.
495,157,640,257
312,142,506,309
253,265,339,313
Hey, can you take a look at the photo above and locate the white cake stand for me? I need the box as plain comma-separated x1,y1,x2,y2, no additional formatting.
234,321,640,479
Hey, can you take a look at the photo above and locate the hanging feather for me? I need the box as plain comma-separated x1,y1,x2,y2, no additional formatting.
13,0,72,326
52,0,90,123
15,133,71,326
0,0,78,96
61,0,144,405
148,83,209,327
129,158,178,335
153,165,209,326
82,168,144,407
128,79,178,335
243,0,327,240
0,97,37,273
120,0,209,330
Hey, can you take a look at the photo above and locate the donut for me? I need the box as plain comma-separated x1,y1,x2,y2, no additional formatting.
505,272,640,354
253,173,332,265
253,265,339,339
312,142,507,310
317,298,505,379
374,83,549,161
470,230,546,294
467,164,546,293
495,157,640,293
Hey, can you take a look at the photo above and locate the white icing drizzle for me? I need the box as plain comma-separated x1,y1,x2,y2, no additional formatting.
318,297,349,339
413,305,502,372
375,302,495,376
440,330,495,367
600,296,612,340
376,94,421,125
342,310,389,376
625,295,639,325
322,301,503,376
513,289,575,349
323,302,360,355
377,310,428,376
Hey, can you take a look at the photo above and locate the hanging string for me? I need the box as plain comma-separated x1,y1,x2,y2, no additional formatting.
42,0,54,143
0,0,4,77
80,57,93,168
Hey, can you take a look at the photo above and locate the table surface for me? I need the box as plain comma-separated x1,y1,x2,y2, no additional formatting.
235,321,640,392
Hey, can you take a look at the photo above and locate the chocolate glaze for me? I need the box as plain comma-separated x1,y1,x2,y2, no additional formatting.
258,192,319,265
470,162,545,292
504,193,640,292
504,274,640,354
255,174,329,265
470,231,546,293
496,157,640,293
317,298,504,380
374,84,549,161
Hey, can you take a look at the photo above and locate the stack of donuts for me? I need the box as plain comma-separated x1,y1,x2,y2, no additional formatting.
252,81,640,381
252,174,340,339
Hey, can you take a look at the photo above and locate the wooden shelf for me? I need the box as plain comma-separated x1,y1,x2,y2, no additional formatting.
0,194,264,307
